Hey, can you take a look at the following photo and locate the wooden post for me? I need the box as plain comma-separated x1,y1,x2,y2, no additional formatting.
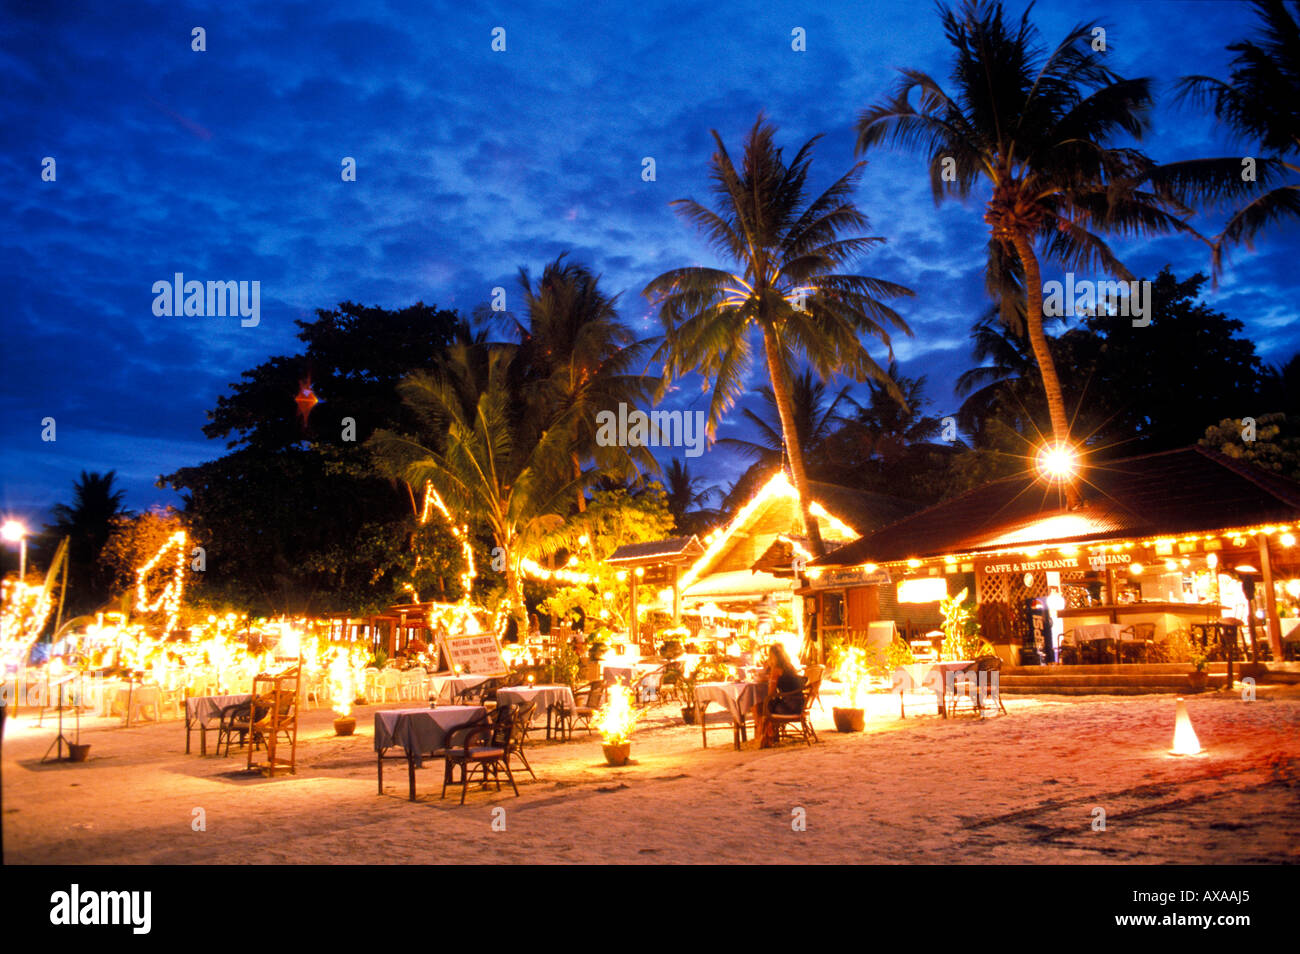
629,573,638,645
1258,533,1284,660
672,565,681,625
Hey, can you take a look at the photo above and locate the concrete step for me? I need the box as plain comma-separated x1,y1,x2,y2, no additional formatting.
1000,673,1217,688
1000,683,1223,696
1002,663,1258,676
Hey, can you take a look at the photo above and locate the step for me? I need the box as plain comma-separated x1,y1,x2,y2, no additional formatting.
1000,673,1220,688
999,684,1223,696
1002,663,1262,676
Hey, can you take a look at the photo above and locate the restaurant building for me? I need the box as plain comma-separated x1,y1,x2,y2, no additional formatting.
676,472,914,623
806,447,1300,665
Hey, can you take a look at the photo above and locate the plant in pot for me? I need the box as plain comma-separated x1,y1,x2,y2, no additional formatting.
1188,651,1210,690
831,646,869,732
331,657,357,735
596,683,640,765
679,670,698,724
588,632,610,662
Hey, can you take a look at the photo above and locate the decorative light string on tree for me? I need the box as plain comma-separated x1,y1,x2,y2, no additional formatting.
419,481,476,597
134,530,189,634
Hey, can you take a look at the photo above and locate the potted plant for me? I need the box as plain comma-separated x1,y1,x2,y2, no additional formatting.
679,671,697,724
1188,652,1210,690
597,684,640,765
588,632,610,661
832,646,869,732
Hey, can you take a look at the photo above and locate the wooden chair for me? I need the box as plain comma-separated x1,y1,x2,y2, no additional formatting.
657,661,686,704
504,700,537,780
441,704,523,804
801,664,825,711
217,696,269,756
632,666,665,707
948,655,1007,717
558,681,603,739
766,673,821,746
1119,623,1156,663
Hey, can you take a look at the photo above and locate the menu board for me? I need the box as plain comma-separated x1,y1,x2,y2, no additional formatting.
440,632,508,677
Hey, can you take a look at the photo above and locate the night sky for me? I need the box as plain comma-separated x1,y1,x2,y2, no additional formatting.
3,0,1297,526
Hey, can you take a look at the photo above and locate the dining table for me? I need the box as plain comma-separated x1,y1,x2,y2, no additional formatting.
892,661,976,718
184,692,253,755
429,673,490,705
374,705,489,801
694,681,768,749
495,684,575,739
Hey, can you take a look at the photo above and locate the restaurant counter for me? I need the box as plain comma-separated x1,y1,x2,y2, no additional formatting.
1059,602,1225,637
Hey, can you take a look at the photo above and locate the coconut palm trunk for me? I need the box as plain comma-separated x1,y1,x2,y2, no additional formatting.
1008,232,1070,445
762,329,825,556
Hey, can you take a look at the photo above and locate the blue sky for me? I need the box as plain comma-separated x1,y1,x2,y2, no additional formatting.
2,0,1297,527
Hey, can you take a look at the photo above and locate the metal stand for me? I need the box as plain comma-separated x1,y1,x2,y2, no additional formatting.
41,676,77,763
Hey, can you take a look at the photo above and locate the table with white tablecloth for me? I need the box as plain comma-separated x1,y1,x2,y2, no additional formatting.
694,681,768,749
429,673,491,705
495,685,575,739
185,693,252,755
374,705,489,800
892,661,975,718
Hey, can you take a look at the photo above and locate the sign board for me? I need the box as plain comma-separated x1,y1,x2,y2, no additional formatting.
439,631,508,677
978,552,1133,576
818,565,892,587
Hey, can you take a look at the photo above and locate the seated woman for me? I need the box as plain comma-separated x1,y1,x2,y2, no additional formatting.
758,643,804,748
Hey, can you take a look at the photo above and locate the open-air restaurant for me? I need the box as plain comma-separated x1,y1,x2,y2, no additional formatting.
6,445,1298,812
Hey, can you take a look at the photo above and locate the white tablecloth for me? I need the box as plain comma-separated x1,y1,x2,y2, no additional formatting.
1070,623,1124,643
429,673,490,704
694,681,766,723
373,706,488,767
496,684,575,717
186,693,253,727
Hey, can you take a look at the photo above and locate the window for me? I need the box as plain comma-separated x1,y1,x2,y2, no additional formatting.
822,591,845,629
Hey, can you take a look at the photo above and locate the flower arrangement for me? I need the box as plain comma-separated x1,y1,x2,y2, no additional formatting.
940,588,983,661
596,683,640,745
833,645,871,708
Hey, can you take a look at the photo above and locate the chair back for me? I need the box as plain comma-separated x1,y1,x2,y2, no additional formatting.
488,702,521,747
800,675,822,715
509,701,536,747
577,680,604,708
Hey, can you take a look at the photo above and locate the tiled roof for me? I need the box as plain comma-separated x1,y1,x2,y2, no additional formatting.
812,446,1300,567
606,535,704,564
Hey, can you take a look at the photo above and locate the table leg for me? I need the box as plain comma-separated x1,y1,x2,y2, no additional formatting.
377,752,384,794
408,754,417,801
185,716,192,754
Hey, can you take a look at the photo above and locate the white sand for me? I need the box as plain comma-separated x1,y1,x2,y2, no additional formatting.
3,686,1297,864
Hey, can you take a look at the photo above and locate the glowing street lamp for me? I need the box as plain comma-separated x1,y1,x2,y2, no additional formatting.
1035,441,1080,485
2,519,27,580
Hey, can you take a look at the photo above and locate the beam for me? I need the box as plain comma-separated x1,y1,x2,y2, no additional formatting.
1257,533,1283,660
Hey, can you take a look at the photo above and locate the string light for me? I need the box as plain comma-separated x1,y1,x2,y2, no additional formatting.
135,530,188,634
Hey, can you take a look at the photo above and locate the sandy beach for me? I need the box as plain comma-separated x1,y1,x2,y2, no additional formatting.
3,687,1298,865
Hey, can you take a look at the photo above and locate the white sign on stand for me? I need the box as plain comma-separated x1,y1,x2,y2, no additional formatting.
439,632,508,677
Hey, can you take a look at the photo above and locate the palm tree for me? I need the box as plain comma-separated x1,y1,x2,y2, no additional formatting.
719,369,851,511
509,256,658,509
370,343,586,623
1174,0,1300,270
45,470,133,612
645,114,913,556
661,457,721,535
857,0,1209,500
